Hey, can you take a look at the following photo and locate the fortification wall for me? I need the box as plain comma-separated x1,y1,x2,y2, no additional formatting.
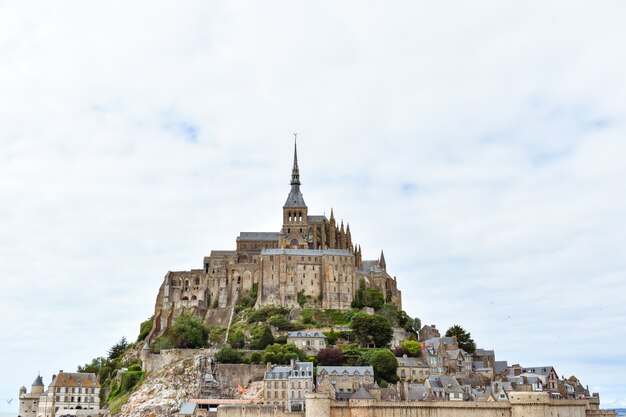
328,400,511,417
219,395,609,417
218,404,303,417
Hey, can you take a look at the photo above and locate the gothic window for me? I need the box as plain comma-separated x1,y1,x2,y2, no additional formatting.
195,277,200,286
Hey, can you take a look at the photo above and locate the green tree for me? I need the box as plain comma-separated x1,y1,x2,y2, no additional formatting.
351,279,366,308
169,314,209,349
357,349,398,383
215,346,244,363
77,357,108,374
363,288,385,310
108,337,129,361
350,313,393,348
228,329,245,349
445,324,476,353
400,340,421,357
250,325,275,350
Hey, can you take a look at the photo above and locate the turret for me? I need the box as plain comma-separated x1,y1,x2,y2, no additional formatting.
31,374,44,395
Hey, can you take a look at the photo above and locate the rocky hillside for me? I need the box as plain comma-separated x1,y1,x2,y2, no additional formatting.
112,355,202,417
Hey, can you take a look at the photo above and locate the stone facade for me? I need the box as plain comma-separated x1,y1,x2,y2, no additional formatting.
148,139,402,340
263,360,314,412
36,372,100,417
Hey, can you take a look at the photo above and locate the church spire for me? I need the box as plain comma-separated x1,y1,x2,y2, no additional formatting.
291,133,300,186
379,249,387,270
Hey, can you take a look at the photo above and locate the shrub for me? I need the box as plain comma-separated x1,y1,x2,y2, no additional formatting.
216,347,244,364
250,325,275,350
168,314,209,349
317,347,344,366
137,317,154,342
400,340,421,357
297,290,308,307
350,312,393,348
250,351,262,364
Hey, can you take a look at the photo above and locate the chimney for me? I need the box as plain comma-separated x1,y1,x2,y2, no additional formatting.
290,358,296,369
266,362,272,372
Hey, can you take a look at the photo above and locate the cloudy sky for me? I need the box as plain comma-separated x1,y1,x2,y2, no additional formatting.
1,0,626,412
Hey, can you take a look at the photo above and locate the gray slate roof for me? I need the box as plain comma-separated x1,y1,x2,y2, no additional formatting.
284,185,307,208
288,331,327,339
178,402,197,415
427,376,463,394
396,356,428,367
307,215,327,223
237,232,280,241
494,361,508,375
32,375,44,387
350,385,374,400
317,366,374,376
406,383,430,401
262,248,353,257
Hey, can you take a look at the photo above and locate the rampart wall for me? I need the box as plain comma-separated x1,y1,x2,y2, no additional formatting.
216,392,617,417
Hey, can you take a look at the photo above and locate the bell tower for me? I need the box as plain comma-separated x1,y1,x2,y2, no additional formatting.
281,134,308,248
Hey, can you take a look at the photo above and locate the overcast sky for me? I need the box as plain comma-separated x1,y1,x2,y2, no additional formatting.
2,1,626,412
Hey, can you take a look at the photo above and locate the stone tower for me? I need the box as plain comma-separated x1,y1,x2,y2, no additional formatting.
281,135,309,249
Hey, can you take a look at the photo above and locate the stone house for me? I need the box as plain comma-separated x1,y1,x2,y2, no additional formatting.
422,337,457,375
444,349,473,376
287,331,327,354
418,325,441,342
396,355,430,382
36,372,100,417
519,366,559,393
403,383,435,401
316,366,374,399
424,376,463,401
263,360,314,412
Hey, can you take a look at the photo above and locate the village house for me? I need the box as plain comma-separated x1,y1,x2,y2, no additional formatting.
36,372,100,417
396,355,430,382
444,348,473,376
424,376,464,401
316,366,374,400
286,331,327,355
263,360,314,412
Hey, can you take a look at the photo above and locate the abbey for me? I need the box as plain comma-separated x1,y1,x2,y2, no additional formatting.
149,139,402,338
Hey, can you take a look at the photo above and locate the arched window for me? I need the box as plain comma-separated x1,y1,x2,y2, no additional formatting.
194,277,200,286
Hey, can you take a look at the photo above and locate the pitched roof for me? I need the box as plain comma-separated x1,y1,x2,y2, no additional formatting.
350,385,374,400
51,372,99,388
288,331,327,339
406,383,431,401
317,366,373,376
396,356,428,367
237,232,280,241
178,401,197,415
262,248,352,257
